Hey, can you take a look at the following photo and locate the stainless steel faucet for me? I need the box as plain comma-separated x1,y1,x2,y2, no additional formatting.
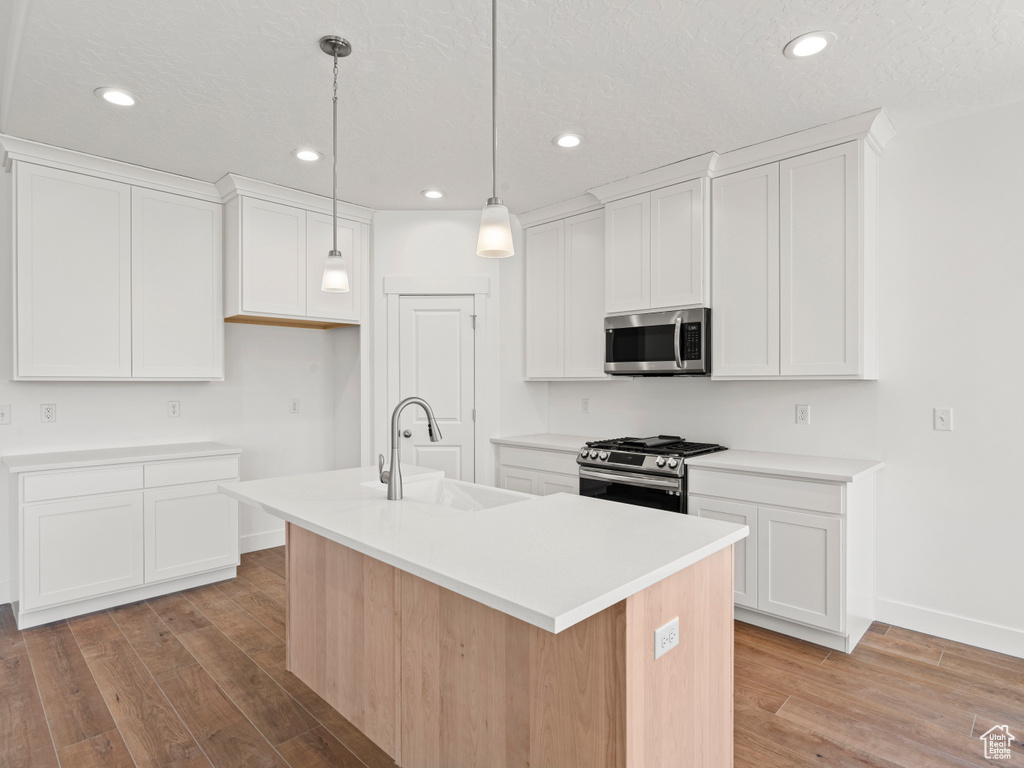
378,396,443,500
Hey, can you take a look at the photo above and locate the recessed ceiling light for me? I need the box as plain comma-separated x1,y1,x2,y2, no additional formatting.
783,31,836,59
94,87,136,106
553,133,583,148
293,149,322,162
422,189,444,199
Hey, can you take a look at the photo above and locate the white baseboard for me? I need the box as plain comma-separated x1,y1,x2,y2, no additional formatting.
875,597,1024,660
240,528,286,554
0,580,10,606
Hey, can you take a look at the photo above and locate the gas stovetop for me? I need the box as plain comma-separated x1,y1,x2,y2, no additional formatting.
577,435,727,478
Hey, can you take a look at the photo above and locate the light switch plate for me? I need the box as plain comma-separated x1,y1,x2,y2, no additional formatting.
934,407,953,431
654,617,680,660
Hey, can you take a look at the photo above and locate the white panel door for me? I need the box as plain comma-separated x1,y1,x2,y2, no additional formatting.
712,164,780,376
651,179,705,309
525,220,565,378
131,188,223,378
605,194,650,314
757,506,842,631
23,492,144,609
16,163,132,378
306,211,361,322
498,467,538,495
144,483,239,583
398,295,476,480
537,472,578,496
241,197,306,316
780,143,860,376
563,210,606,379
690,495,758,609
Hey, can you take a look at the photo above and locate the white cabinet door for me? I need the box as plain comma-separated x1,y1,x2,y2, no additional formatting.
306,211,361,322
605,194,650,313
690,495,758,609
16,163,132,378
537,472,578,496
144,483,239,583
650,179,705,309
525,221,565,378
757,506,842,631
498,467,538,495
23,492,144,610
712,164,780,377
131,188,223,378
780,143,860,376
241,197,306,316
563,211,606,379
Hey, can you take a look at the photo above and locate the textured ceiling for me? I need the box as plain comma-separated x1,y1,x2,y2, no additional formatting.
3,0,1024,213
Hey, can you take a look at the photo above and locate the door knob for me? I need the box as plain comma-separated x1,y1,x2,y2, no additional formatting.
403,429,412,438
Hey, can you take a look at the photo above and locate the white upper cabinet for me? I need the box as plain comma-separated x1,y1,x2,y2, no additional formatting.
524,209,606,380
131,188,223,378
712,140,878,380
604,178,708,314
219,174,371,328
16,163,133,378
11,158,224,381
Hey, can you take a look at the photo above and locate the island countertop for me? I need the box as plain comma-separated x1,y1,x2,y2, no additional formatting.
219,465,748,634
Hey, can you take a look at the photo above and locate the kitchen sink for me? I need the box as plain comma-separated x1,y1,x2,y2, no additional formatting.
362,477,533,511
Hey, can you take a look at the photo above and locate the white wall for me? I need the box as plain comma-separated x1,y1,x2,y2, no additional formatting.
545,100,1024,656
0,170,361,601
369,210,547,483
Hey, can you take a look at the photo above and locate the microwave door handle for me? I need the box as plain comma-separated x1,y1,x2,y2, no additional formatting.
673,318,683,369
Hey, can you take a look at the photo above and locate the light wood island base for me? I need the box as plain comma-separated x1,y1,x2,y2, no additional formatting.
285,523,734,768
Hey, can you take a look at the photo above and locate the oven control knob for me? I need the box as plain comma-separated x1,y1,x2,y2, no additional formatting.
655,457,666,468
580,449,590,458
599,451,609,461
667,458,679,469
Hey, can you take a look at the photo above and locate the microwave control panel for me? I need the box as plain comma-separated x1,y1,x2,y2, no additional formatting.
683,323,703,360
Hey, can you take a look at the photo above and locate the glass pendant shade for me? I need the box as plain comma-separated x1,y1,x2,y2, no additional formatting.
321,250,350,292
476,201,514,258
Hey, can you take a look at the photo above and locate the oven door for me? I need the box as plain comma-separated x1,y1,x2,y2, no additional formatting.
578,468,685,513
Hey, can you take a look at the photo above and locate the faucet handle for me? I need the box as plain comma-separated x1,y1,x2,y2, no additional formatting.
378,453,390,484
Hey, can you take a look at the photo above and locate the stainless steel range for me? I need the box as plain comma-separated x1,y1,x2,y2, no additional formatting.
577,435,727,514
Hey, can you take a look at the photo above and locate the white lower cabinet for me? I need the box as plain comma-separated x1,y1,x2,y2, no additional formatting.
3,443,242,629
689,461,877,653
495,442,580,497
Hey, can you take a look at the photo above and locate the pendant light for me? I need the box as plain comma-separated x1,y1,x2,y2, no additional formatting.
320,35,352,292
476,0,514,258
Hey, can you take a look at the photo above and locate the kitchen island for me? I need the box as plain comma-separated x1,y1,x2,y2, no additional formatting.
219,465,748,768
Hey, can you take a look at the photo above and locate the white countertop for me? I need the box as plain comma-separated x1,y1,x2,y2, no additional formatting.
219,465,747,634
490,434,597,453
2,442,242,473
685,450,882,483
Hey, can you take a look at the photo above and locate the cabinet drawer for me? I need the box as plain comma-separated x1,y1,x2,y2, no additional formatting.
498,446,579,475
688,468,842,514
23,465,144,503
144,456,240,488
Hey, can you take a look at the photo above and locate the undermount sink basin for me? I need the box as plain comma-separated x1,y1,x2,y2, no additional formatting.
362,477,533,511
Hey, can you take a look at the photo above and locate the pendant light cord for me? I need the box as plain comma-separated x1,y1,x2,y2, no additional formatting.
332,51,339,254
491,0,497,201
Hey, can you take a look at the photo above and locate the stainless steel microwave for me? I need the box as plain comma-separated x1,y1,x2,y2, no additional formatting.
604,308,711,376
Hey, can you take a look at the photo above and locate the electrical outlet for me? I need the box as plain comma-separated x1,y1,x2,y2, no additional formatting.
290,399,300,414
168,401,180,418
581,398,590,415
934,407,953,431
41,404,56,423
796,404,810,425
0,405,10,425
654,617,680,660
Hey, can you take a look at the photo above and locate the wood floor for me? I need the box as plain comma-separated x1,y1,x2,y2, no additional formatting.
1,547,1020,768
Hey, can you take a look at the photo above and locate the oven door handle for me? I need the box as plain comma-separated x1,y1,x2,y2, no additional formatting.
579,468,681,491
673,317,683,369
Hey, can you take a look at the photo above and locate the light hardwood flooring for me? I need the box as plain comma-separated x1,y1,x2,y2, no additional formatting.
1,547,1020,768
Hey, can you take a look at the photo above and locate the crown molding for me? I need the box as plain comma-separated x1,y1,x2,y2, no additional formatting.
0,134,221,202
713,108,896,177
516,194,603,228
588,152,719,204
216,173,374,223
